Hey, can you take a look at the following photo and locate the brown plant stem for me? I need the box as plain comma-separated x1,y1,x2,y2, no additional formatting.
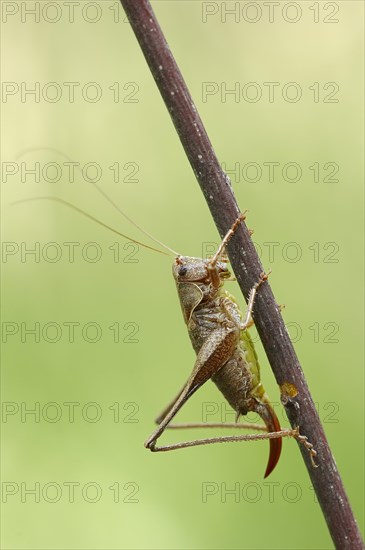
119,1,364,548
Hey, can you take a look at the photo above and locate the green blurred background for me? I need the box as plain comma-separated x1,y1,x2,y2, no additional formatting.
1,1,364,549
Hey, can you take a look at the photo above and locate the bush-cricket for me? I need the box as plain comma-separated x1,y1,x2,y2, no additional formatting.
14,182,318,478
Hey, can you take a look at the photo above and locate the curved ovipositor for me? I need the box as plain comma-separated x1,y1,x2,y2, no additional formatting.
254,398,282,478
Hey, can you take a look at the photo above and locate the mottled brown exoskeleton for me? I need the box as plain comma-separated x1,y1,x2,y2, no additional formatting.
15,192,317,476
144,214,307,477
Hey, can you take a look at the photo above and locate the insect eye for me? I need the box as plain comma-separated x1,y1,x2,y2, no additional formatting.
178,266,188,276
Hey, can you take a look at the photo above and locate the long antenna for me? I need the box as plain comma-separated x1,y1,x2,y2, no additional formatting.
12,197,172,256
93,183,179,256
15,147,180,257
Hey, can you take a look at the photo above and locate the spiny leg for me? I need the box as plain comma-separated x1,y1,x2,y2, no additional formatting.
207,213,247,288
205,214,270,331
244,303,286,330
295,430,319,468
210,212,247,267
149,379,318,466
148,428,296,452
154,386,185,425
149,425,318,469
240,270,271,331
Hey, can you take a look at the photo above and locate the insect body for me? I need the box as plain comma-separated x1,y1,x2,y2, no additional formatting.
177,257,281,477
145,215,286,477
15,192,316,476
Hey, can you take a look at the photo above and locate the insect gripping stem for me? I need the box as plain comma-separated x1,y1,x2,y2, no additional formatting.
210,212,247,266
145,214,318,477
14,188,318,477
